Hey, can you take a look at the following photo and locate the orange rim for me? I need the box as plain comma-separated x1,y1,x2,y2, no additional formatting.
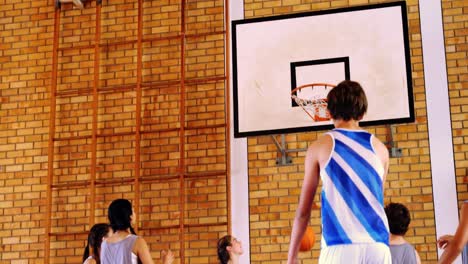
290,83,336,94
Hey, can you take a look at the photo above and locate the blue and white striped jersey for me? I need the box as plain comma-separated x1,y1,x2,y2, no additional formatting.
320,128,389,248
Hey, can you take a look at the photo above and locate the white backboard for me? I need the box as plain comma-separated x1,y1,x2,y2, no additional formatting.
232,2,414,137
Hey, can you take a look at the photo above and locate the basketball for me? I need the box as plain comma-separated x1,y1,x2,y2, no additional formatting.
299,226,315,252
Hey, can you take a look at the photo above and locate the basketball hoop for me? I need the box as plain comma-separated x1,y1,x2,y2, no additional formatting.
291,83,335,122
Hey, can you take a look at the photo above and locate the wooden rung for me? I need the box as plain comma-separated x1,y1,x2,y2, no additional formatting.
185,222,228,228
49,231,88,236
184,170,226,179
185,75,226,85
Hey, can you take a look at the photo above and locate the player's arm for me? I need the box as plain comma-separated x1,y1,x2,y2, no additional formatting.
372,135,389,189
133,237,155,264
287,140,322,264
415,248,421,264
438,203,468,264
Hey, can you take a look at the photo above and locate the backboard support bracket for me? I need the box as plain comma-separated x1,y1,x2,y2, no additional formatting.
272,123,403,166
271,134,307,166
386,125,403,158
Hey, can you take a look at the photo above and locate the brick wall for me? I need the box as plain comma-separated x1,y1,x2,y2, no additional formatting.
0,0,228,263
0,0,53,262
442,0,468,205
0,0,466,263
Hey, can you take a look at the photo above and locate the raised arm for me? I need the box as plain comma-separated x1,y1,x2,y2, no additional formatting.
438,202,468,264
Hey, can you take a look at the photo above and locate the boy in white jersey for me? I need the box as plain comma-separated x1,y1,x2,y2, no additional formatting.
287,80,391,264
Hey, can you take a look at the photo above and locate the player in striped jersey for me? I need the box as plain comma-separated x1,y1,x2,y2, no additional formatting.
288,80,391,264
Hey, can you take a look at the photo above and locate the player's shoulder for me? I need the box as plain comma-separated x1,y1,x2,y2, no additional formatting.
370,133,389,157
83,257,97,264
370,133,386,148
306,132,333,159
311,132,333,148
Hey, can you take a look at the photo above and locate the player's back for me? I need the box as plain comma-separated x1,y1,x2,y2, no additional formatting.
319,128,389,248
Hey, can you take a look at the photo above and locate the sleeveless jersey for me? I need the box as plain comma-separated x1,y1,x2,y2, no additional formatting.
320,129,389,248
101,234,138,264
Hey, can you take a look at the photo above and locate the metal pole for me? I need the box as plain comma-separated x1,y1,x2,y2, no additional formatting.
133,0,144,233
90,0,102,232
224,0,231,235
179,0,186,262
45,7,61,263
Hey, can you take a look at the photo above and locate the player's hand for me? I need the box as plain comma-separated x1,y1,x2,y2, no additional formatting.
437,235,454,249
161,249,174,264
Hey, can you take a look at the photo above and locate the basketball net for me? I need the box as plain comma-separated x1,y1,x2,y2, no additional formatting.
291,83,335,122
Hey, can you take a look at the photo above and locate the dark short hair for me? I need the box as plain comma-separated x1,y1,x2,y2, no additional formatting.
82,223,109,263
385,202,411,235
108,199,133,232
327,80,368,121
217,235,232,264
